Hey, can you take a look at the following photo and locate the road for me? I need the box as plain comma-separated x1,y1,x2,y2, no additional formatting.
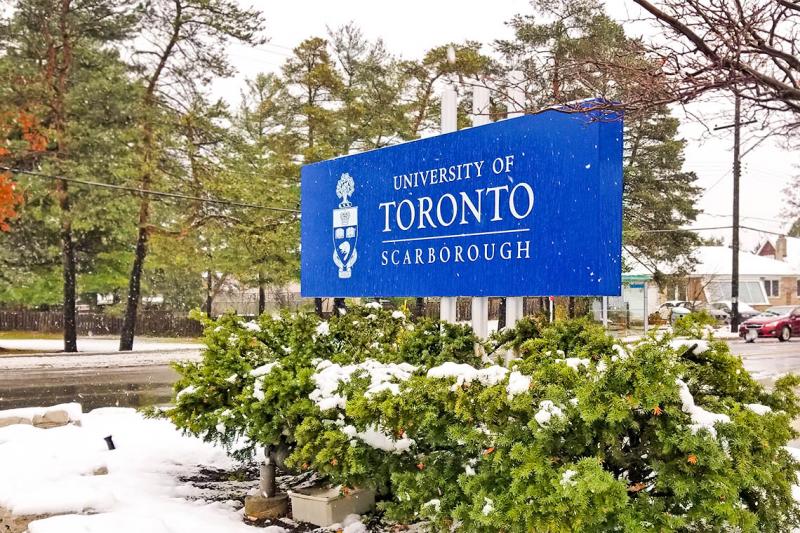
729,338,800,384
0,365,179,410
0,340,798,411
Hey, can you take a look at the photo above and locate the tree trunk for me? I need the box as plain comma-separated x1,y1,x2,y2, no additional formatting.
497,297,506,331
568,297,576,318
120,4,181,351
119,213,149,351
205,269,213,318
56,178,77,352
333,297,346,314
258,271,266,316
53,0,76,352
415,297,425,318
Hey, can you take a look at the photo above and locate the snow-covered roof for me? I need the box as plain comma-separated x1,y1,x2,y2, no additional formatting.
624,246,800,278
692,246,799,277
785,236,800,269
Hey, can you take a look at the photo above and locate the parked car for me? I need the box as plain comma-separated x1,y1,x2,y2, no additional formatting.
658,301,692,322
693,302,729,322
709,300,759,323
738,305,800,342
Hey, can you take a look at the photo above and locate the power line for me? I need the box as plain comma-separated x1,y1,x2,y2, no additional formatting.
0,166,300,214
637,225,785,235
637,225,733,233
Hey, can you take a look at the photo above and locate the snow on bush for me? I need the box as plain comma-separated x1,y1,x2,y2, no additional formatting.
162,311,800,531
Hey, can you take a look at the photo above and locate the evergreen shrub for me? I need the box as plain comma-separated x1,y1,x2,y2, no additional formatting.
161,307,800,532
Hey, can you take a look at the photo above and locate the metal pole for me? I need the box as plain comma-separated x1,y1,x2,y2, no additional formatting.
602,296,608,329
730,93,741,333
643,281,649,333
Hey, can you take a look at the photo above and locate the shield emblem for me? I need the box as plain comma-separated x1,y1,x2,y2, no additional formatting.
333,206,358,278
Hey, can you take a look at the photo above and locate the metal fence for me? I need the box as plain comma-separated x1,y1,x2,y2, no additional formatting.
0,310,203,338
421,297,550,321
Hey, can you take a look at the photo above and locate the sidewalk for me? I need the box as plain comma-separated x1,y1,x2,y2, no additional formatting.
0,337,203,370
0,337,200,355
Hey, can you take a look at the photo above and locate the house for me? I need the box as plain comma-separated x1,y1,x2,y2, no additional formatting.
755,234,800,306
626,245,800,311
682,246,800,309
211,281,302,317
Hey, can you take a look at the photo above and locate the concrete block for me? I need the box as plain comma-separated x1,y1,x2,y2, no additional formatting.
288,487,375,527
0,506,53,533
0,417,32,428
43,409,71,425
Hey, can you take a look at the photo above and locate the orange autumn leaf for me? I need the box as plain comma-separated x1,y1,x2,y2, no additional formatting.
0,172,23,232
628,482,647,493
483,447,495,457
330,458,338,466
416,462,425,470
687,454,698,465
652,405,663,416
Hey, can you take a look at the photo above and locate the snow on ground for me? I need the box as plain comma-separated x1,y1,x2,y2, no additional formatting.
0,337,201,355
0,406,284,533
0,350,201,371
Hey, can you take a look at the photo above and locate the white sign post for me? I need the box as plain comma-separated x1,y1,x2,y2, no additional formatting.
470,85,491,339
439,79,458,324
505,74,526,330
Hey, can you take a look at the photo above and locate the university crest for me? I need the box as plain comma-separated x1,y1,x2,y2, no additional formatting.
332,173,358,278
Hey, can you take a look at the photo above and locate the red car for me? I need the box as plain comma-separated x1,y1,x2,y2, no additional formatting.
739,305,800,342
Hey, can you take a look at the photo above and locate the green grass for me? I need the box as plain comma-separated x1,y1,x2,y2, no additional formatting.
0,331,63,340
0,331,200,342
0,348,41,355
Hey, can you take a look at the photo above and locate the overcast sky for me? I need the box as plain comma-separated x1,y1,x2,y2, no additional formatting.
217,0,798,251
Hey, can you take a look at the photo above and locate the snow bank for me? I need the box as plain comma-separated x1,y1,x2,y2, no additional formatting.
0,402,83,424
0,407,272,533
310,359,417,410
676,379,730,438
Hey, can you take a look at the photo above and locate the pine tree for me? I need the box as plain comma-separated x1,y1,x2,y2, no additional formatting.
497,0,701,271
0,0,138,349
118,0,265,350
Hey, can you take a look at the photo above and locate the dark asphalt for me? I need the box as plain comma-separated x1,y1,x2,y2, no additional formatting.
0,364,178,410
728,338,800,384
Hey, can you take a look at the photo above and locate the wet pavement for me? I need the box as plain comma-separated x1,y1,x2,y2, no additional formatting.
728,338,800,385
0,364,179,410
0,340,798,411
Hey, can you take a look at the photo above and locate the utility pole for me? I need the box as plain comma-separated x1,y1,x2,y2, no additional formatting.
713,93,745,333
731,93,742,333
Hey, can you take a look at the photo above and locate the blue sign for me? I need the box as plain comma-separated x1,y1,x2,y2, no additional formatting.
301,109,623,297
